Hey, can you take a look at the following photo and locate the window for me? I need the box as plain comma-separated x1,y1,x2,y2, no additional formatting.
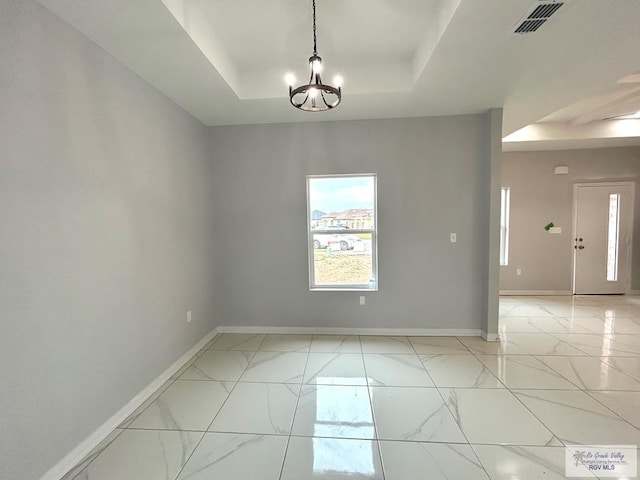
607,193,621,281
500,187,510,266
307,174,377,290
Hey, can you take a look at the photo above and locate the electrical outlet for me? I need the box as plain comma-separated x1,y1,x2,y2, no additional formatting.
359,296,366,306
516,268,522,276
450,233,457,243
187,310,192,323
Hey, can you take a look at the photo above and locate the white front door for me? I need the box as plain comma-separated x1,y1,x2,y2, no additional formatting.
573,183,633,294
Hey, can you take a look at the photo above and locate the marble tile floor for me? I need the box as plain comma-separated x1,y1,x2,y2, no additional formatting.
62,296,640,480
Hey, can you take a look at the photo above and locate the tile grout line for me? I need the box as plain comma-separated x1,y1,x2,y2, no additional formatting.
64,336,227,479
202,349,259,432
61,428,127,480
508,385,640,448
430,385,494,478
419,338,494,479
171,334,319,480
582,390,640,434
360,334,387,480
170,339,260,480
466,345,508,390
423,334,577,476
503,380,575,448
407,336,440,387
533,354,616,391
277,341,311,480
492,318,609,447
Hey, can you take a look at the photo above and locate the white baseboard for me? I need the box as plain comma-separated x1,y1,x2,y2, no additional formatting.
500,290,572,296
481,331,501,342
216,325,482,337
628,290,640,296
41,329,219,480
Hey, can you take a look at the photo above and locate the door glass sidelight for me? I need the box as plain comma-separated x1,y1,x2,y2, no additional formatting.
606,194,621,282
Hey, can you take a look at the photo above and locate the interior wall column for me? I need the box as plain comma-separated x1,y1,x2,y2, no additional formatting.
483,108,503,341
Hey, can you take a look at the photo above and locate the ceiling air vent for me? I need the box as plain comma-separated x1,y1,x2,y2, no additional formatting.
514,1,565,34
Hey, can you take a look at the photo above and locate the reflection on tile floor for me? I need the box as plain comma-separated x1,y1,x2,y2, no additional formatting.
63,296,640,479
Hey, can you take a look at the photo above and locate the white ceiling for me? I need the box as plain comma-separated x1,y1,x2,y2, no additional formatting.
504,72,640,150
37,0,640,148
540,74,640,125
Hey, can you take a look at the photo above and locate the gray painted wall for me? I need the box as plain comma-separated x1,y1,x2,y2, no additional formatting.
0,2,217,479
501,147,640,292
210,115,495,332
482,109,503,337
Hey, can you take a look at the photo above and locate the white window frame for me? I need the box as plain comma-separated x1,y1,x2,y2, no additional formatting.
500,186,510,266
307,174,378,291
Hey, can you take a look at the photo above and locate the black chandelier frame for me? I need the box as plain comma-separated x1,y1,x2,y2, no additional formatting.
288,0,341,112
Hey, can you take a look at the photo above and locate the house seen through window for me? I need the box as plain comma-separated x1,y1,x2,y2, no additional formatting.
307,174,377,291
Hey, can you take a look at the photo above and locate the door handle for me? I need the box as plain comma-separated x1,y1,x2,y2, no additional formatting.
578,245,585,249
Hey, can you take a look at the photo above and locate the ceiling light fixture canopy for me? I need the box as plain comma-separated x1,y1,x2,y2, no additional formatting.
286,0,341,112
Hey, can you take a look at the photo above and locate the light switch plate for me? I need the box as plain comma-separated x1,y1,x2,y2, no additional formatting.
450,233,457,243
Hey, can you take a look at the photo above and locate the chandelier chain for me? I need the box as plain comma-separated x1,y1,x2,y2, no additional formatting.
312,0,317,55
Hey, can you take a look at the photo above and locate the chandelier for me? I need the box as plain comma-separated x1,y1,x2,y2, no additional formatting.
286,0,342,111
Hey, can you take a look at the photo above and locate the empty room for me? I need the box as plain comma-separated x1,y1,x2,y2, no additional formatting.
2,1,640,479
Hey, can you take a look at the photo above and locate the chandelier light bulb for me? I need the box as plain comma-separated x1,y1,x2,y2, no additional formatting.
333,75,343,87
285,73,296,86
309,88,318,98
311,58,323,73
